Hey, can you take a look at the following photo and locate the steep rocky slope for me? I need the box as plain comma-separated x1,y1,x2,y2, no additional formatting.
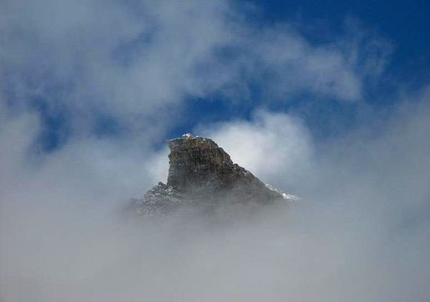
133,134,294,216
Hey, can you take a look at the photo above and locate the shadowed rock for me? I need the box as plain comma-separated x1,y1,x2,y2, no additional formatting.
133,134,294,217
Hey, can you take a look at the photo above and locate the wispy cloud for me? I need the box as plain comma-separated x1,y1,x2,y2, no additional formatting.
0,0,390,141
0,0,426,301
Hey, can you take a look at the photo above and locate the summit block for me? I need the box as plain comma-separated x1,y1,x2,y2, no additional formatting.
133,134,290,216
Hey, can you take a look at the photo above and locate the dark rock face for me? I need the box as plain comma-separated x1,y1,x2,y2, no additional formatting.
133,134,291,217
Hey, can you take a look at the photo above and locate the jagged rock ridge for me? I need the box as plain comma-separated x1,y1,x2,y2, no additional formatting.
133,134,293,216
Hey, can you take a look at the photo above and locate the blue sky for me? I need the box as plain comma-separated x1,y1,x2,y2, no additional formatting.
251,0,430,83
168,0,430,140
1,1,430,301
4,0,429,150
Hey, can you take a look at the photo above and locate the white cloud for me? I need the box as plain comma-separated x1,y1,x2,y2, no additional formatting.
1,0,426,301
3,86,430,301
194,89,430,301
0,0,390,140
198,110,314,190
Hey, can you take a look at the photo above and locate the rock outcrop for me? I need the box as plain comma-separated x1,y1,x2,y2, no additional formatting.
133,134,293,217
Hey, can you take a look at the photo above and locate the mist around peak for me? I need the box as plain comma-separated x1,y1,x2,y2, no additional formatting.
132,134,291,218
2,98,430,301
1,0,430,300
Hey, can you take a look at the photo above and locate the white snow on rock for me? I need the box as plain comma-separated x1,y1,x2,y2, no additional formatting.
182,133,195,139
265,184,300,202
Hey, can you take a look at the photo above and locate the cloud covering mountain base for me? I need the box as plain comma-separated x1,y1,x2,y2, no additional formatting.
1,0,430,301
2,90,430,301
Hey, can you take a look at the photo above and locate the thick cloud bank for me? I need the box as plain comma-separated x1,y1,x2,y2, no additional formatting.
2,91,430,301
0,0,429,301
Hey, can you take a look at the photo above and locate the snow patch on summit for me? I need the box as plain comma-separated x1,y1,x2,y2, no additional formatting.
265,184,300,202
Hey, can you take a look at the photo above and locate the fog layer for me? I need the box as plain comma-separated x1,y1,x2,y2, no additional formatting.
1,0,429,301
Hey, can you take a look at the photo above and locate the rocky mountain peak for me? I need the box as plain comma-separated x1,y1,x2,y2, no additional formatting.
133,134,293,217
167,134,235,191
